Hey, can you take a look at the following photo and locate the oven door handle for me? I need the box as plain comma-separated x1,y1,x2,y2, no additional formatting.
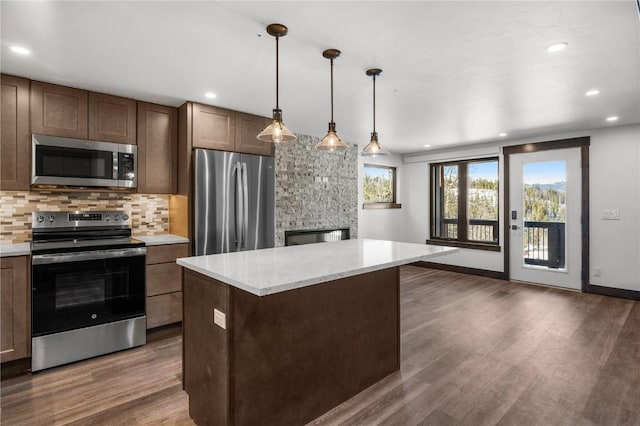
31,247,147,265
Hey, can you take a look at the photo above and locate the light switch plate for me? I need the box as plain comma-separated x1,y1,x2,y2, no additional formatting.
213,309,226,329
602,209,620,220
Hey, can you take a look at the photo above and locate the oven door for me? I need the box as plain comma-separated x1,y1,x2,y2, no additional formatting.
31,247,146,336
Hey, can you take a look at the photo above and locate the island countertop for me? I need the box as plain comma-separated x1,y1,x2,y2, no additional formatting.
176,238,457,296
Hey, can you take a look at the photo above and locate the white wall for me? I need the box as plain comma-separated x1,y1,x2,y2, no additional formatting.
358,154,406,241
396,124,640,291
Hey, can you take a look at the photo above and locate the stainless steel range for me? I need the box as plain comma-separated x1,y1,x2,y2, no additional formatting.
30,211,146,372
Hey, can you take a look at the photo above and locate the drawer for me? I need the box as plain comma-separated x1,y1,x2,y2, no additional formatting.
146,243,188,265
147,292,182,329
147,262,182,296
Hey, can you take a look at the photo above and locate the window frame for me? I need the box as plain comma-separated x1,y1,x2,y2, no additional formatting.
362,163,402,209
427,157,501,251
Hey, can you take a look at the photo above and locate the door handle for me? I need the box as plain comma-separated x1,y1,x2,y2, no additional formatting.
242,162,249,249
234,162,243,249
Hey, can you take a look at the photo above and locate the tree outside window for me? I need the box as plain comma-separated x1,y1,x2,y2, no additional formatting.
430,158,499,250
363,164,401,209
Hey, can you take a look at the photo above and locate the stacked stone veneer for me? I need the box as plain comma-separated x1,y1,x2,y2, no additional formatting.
0,191,169,244
274,134,358,247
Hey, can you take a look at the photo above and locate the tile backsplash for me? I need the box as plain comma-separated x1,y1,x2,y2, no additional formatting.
0,190,169,244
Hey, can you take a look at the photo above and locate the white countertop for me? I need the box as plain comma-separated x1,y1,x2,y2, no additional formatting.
134,234,189,246
0,243,31,257
177,239,457,296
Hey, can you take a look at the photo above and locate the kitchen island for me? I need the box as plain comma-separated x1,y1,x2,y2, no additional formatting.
177,239,456,426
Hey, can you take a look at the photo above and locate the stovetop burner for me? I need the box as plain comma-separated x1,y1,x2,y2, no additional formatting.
31,211,144,254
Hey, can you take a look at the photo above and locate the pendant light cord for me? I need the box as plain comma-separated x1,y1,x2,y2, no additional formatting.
275,35,280,110
372,74,376,133
330,58,334,123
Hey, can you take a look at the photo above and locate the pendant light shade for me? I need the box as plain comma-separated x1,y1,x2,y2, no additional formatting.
316,49,348,152
361,68,389,157
257,24,297,143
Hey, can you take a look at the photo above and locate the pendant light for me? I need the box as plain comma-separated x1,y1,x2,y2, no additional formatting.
315,49,348,152
361,68,389,157
257,24,297,143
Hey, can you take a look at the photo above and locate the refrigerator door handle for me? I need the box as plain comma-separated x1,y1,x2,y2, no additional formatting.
234,162,243,250
242,162,249,249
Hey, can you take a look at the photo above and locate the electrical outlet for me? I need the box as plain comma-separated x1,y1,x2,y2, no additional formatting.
594,267,601,277
213,309,226,329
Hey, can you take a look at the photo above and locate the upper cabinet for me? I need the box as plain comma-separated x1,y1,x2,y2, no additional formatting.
31,81,88,139
89,92,137,144
1,75,30,191
137,102,178,194
31,81,138,146
235,112,274,156
192,103,236,151
178,102,274,196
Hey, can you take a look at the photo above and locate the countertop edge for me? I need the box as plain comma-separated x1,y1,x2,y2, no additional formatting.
177,247,459,297
131,234,190,246
0,243,31,258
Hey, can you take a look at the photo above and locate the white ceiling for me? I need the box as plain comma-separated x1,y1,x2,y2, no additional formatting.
1,1,639,154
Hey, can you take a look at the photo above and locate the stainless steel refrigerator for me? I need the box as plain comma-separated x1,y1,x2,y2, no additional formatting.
193,149,275,255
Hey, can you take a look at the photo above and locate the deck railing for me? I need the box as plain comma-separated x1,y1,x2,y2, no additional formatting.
442,218,498,242
523,221,565,268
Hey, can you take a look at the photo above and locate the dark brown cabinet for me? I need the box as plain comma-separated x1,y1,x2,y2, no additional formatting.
1,75,30,191
30,81,88,139
136,102,178,194
1,256,30,363
192,103,236,151
88,92,137,145
235,111,274,156
146,243,188,329
178,102,273,196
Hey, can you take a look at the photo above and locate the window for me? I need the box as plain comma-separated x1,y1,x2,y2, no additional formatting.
429,158,500,250
363,164,401,209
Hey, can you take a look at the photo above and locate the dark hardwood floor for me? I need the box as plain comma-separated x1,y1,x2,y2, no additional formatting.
2,266,639,425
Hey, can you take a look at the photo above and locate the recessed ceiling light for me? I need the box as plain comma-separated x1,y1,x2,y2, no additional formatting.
205,92,217,99
546,42,568,53
498,133,507,137
423,144,431,148
585,89,600,96
606,116,619,122
10,45,30,55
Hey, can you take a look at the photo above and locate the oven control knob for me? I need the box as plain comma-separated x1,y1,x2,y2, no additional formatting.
113,214,120,221
91,314,97,320
122,214,129,221
48,215,55,223
36,215,44,223
105,214,111,222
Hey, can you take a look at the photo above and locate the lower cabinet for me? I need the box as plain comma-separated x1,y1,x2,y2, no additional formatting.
146,243,188,329
1,256,30,363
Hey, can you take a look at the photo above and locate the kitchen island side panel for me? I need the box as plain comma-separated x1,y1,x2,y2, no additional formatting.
230,267,400,426
183,266,400,426
183,269,231,426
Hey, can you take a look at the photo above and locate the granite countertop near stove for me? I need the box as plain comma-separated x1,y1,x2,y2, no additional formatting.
0,243,31,257
134,234,190,246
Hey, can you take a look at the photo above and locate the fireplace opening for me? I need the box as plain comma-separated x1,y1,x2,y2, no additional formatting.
285,228,350,246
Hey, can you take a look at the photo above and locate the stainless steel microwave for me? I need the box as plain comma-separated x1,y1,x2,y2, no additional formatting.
32,134,137,188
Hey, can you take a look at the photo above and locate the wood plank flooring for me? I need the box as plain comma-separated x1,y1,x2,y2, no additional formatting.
2,266,639,425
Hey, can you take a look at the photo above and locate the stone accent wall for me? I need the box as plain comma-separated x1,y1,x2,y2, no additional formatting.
0,191,169,244
275,134,358,246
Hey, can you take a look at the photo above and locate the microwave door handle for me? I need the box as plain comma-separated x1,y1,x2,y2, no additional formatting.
242,162,249,250
113,152,118,180
234,162,243,250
